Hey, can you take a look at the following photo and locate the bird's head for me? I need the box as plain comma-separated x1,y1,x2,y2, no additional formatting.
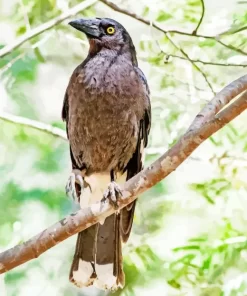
69,17,137,65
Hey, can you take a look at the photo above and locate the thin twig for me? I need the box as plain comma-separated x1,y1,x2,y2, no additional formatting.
0,33,52,75
162,51,247,67
0,112,67,140
170,55,247,67
0,0,97,58
0,86,246,274
166,33,216,95
217,40,247,56
192,0,205,35
99,0,211,38
219,25,247,36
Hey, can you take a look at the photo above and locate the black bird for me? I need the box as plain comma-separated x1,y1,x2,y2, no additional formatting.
62,17,151,290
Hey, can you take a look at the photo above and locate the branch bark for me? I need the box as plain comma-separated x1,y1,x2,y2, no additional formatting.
0,0,97,58
0,76,247,274
188,74,247,131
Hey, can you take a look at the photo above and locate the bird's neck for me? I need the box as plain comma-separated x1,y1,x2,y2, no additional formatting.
85,48,133,74
82,48,137,94
88,42,136,66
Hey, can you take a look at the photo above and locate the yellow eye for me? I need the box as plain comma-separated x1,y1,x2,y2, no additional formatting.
106,26,115,35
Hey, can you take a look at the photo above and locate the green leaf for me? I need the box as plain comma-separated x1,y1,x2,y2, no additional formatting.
156,12,172,22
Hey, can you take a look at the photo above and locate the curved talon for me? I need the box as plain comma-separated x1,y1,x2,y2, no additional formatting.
102,182,122,209
65,170,84,203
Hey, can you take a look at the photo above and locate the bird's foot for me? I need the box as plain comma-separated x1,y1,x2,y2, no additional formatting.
65,169,84,203
102,182,122,209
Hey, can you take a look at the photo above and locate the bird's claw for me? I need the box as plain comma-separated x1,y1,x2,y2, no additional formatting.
65,169,84,203
102,181,122,209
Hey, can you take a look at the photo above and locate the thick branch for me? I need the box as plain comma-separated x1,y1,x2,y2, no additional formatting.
0,82,247,274
0,0,97,58
188,74,247,131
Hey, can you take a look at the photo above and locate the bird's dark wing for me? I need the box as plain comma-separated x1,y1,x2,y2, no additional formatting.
62,91,69,127
62,68,82,171
120,67,151,242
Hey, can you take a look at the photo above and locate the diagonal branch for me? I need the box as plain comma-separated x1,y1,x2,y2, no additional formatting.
188,74,247,131
0,0,97,59
0,76,247,274
0,33,52,75
219,25,247,36
192,0,205,35
217,40,247,56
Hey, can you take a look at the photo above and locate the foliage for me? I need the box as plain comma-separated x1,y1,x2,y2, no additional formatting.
0,0,247,295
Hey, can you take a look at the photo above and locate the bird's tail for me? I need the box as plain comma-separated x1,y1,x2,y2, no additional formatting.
69,213,124,291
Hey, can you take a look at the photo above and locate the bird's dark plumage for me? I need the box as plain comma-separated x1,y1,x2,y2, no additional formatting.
62,17,151,290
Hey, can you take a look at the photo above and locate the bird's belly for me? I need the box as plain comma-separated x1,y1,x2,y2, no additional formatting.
69,101,138,173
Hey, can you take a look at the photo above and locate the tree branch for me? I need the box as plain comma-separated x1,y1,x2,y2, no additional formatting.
192,0,205,35
0,33,52,75
0,0,97,59
188,74,247,131
217,40,247,56
219,25,247,36
0,112,67,140
165,33,216,95
162,51,247,67
0,76,247,274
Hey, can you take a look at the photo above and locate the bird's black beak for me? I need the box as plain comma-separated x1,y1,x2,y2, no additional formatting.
69,18,100,38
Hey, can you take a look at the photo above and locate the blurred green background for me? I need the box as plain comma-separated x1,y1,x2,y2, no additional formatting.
0,0,247,295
